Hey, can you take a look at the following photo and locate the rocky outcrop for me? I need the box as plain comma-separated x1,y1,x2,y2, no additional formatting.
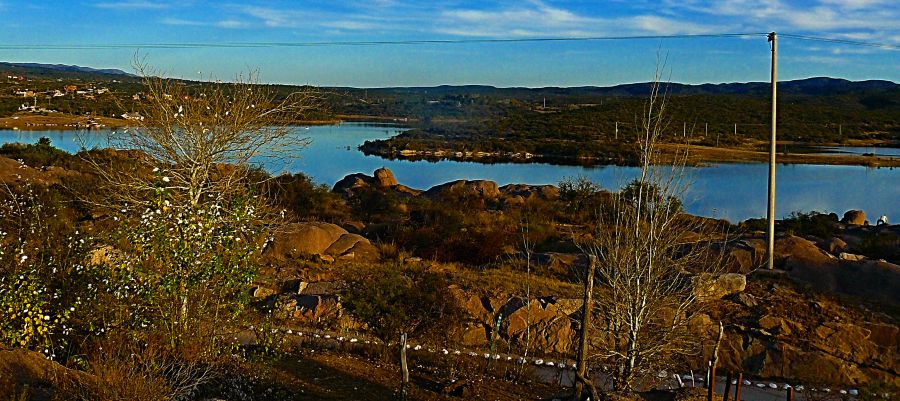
774,235,900,305
525,252,589,273
422,180,501,201
841,209,868,225
332,167,420,197
495,297,577,354
499,184,560,200
0,348,92,398
449,288,579,354
265,222,378,261
0,155,80,186
373,167,398,187
693,273,747,300
718,239,766,273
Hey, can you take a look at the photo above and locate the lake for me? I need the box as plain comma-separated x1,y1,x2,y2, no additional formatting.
2,123,898,223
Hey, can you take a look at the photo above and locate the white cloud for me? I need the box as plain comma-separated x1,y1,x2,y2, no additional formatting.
161,17,203,26
237,5,304,28
216,19,250,29
320,20,382,31
95,1,170,10
792,55,848,65
161,17,249,29
629,15,716,35
659,0,900,47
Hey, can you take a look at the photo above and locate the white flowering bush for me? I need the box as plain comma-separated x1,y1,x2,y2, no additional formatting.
0,183,98,357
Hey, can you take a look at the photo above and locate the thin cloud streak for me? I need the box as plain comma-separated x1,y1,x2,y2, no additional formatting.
95,1,171,10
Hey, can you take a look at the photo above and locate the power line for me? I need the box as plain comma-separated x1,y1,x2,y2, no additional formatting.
0,33,768,50
1,32,896,52
779,33,900,51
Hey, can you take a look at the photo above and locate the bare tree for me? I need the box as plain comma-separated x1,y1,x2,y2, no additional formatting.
578,67,726,393
96,60,318,209
80,62,320,398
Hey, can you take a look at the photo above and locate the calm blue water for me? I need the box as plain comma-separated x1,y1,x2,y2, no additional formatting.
813,146,900,157
2,124,898,223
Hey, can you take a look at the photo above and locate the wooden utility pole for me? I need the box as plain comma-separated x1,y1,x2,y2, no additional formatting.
400,333,409,400
573,256,596,401
766,32,778,270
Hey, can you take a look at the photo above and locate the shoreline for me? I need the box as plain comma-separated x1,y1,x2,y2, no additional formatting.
361,143,900,168
3,113,898,167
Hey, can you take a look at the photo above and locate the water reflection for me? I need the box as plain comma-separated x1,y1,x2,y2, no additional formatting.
2,124,898,223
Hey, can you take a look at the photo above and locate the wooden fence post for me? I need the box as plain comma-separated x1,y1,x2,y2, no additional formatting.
400,333,409,400
786,387,794,401
573,255,596,401
723,372,732,401
734,372,743,401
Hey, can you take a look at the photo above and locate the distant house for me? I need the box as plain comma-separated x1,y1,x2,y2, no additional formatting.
121,112,144,121
64,85,77,93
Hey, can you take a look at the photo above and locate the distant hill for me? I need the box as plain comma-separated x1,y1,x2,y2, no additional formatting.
0,62,135,80
355,77,899,98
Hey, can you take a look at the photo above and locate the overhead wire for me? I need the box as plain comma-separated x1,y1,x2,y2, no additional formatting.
778,34,900,51
0,33,769,50
0,32,896,52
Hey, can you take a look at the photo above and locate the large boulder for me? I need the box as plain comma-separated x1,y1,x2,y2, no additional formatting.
448,285,491,324
778,235,900,305
331,173,371,194
718,239,766,273
422,180,501,201
498,297,576,354
499,184,560,200
812,322,878,363
0,348,92,398
373,167,398,187
692,273,746,300
332,168,420,198
775,235,834,271
266,222,348,260
265,223,380,262
841,210,868,225
294,294,342,322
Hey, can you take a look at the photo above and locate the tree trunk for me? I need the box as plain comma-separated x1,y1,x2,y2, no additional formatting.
573,256,596,401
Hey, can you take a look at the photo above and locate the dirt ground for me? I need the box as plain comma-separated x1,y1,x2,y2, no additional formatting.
658,143,900,167
0,113,129,130
251,350,570,401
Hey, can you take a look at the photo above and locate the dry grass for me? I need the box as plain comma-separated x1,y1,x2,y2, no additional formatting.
447,262,581,298
659,143,900,167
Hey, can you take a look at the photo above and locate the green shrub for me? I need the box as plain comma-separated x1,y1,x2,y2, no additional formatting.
342,265,462,343
264,173,351,223
782,210,839,238
0,182,98,358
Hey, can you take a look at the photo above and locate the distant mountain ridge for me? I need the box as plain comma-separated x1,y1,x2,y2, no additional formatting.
364,77,899,97
0,62,133,77
1,61,895,98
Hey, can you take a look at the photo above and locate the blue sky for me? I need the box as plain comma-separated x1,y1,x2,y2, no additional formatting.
0,0,898,87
